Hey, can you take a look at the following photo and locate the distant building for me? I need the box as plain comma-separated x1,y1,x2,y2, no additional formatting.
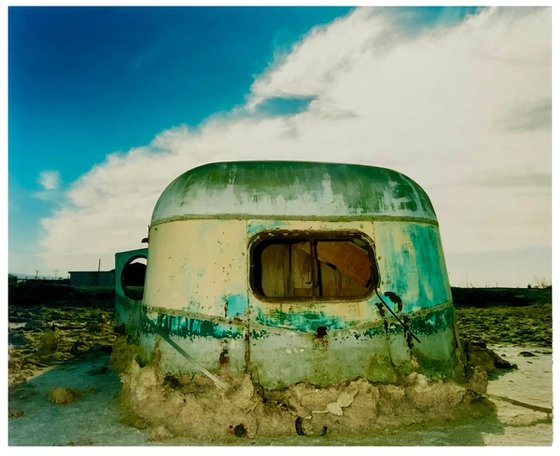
68,270,115,288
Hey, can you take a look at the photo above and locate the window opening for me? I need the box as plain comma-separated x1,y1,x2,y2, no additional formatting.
121,256,147,300
251,233,377,300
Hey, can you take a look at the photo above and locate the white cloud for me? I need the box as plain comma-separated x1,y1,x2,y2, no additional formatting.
37,7,551,286
38,170,61,191
34,169,63,202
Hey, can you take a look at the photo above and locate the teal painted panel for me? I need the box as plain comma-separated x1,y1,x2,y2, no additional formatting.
408,223,452,308
375,222,451,313
247,220,288,235
224,294,249,319
143,313,243,340
253,307,356,333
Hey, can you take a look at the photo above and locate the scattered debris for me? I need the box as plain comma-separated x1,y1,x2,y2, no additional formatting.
8,304,116,387
148,425,174,442
63,439,95,446
294,417,305,436
486,393,552,418
233,424,247,438
47,387,82,405
37,329,59,359
9,409,24,419
463,341,517,374
87,366,109,376
455,301,552,347
518,351,536,357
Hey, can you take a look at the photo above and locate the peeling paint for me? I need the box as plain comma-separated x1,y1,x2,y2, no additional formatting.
247,220,287,235
143,313,243,340
116,162,464,389
151,162,437,224
224,294,249,319
135,300,459,387
254,307,355,333
373,221,451,314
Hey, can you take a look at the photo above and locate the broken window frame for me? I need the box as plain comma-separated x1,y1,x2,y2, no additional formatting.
249,230,379,302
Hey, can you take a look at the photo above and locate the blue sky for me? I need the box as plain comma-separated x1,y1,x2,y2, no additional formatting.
9,7,355,180
9,6,353,271
6,5,552,287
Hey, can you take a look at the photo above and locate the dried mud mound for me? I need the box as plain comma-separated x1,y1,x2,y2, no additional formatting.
113,338,494,442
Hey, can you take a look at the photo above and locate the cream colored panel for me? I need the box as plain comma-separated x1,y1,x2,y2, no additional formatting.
144,219,247,316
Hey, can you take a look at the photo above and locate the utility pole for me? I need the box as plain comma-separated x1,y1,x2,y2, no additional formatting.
98,258,101,272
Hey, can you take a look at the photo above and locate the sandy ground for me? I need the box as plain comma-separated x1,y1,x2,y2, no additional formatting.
7,299,554,445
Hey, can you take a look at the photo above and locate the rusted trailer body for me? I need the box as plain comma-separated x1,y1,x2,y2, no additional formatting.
116,161,465,389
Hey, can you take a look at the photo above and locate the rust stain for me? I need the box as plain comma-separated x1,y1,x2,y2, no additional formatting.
315,325,328,339
219,348,229,367
244,330,251,373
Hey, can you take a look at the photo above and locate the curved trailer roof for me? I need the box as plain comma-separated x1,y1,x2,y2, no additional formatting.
151,161,437,225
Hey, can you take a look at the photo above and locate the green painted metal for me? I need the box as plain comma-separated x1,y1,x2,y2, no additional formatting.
151,161,437,225
114,248,148,340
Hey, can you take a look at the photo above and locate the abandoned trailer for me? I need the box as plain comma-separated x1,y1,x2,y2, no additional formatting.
115,161,466,390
